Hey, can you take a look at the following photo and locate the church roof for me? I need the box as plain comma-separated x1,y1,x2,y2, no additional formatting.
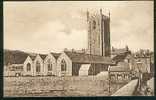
29,55,37,61
64,51,115,65
50,52,61,59
39,54,47,60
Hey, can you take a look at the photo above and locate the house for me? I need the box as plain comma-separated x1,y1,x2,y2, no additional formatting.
57,51,115,76
109,62,131,83
112,46,131,60
132,49,154,74
134,56,151,73
111,46,140,74
111,46,130,58
5,64,23,76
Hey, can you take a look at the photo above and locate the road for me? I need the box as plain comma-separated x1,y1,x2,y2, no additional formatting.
111,79,138,96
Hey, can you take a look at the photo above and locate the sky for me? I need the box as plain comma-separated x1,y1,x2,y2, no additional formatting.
4,1,154,53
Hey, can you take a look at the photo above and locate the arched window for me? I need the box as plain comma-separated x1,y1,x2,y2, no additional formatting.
47,59,52,71
61,59,66,71
26,63,31,71
93,20,96,29
36,61,41,72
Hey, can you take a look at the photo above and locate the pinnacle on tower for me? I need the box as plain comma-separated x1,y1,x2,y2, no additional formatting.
109,11,110,18
100,9,102,15
87,10,89,22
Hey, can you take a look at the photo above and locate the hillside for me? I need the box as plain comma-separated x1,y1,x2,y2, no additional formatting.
4,49,37,65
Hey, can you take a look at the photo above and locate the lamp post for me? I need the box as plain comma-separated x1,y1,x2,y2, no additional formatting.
136,62,142,92
108,65,111,95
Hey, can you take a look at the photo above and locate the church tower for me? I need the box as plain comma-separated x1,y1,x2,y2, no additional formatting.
87,9,111,57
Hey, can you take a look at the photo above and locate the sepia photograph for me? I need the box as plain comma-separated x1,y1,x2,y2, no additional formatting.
3,1,154,97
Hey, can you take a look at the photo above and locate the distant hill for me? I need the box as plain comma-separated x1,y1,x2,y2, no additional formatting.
4,49,37,65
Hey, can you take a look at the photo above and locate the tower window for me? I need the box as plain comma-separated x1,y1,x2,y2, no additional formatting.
93,20,96,29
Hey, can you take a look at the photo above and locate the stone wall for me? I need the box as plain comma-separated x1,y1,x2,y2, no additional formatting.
4,76,124,97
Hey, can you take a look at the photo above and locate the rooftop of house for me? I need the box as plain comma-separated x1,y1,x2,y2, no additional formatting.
112,54,130,64
111,46,130,55
64,51,115,65
109,62,130,72
39,54,47,60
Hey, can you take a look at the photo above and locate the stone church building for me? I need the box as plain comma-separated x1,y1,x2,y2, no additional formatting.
57,51,114,76
4,9,116,77
23,53,60,76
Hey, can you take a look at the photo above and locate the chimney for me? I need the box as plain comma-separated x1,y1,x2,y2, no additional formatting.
109,11,110,17
100,9,102,15
87,10,89,22
82,48,85,53
112,46,115,51
72,48,75,52
64,48,68,51
126,45,129,51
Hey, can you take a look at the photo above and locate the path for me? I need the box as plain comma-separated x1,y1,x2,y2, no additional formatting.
111,79,138,96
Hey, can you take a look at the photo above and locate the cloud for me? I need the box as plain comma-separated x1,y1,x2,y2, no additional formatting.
110,1,153,51
14,20,88,53
4,1,153,53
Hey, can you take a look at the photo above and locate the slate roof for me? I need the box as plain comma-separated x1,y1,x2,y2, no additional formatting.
64,51,115,65
112,54,128,63
109,62,130,72
50,52,61,59
29,55,37,61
